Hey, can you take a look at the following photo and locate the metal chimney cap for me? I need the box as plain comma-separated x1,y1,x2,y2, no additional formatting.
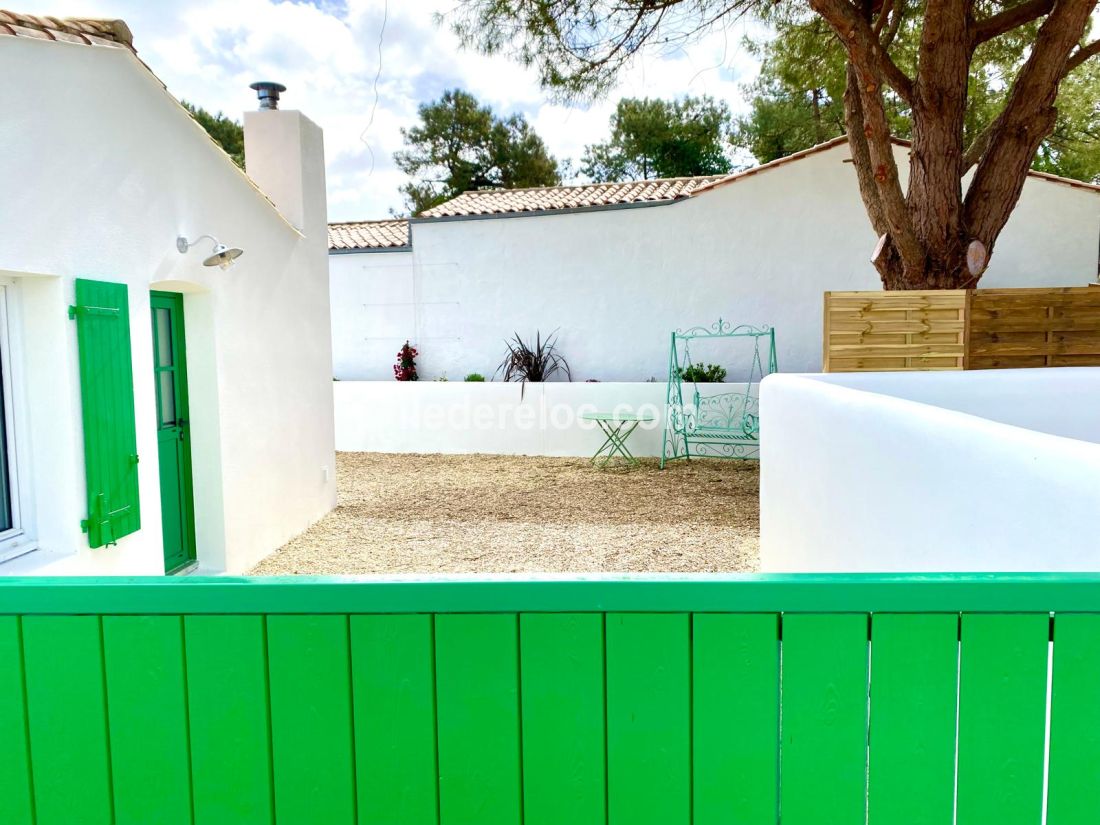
249,81,286,110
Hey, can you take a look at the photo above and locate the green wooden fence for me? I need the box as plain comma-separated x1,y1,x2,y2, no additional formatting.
2,574,1099,825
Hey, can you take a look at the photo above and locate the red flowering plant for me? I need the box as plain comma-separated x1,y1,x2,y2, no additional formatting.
394,341,419,381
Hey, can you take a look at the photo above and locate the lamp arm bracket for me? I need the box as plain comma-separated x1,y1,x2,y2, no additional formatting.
176,234,218,254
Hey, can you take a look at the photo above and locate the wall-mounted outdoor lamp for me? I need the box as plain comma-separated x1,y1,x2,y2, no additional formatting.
176,235,244,270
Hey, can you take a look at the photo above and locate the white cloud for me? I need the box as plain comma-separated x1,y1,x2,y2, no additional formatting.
14,0,763,219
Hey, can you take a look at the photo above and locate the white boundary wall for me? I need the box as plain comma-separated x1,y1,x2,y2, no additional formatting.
759,368,1100,572
331,142,1100,382
335,381,669,457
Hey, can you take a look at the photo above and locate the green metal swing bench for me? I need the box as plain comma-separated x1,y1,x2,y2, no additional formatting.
661,320,777,467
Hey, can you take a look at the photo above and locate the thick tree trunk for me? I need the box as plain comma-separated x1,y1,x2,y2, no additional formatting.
813,0,1097,289
906,0,970,287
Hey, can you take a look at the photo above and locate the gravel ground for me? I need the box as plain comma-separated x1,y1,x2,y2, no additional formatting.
250,452,760,575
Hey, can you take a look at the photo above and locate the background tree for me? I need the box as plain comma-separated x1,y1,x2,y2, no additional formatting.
582,96,734,181
183,101,244,168
395,89,560,215
731,6,1100,182
450,0,1100,289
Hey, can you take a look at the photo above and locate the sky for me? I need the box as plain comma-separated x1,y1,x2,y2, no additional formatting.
17,1,764,220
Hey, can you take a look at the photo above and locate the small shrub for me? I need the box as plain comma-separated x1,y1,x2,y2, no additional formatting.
464,373,486,382
435,373,449,382
497,330,571,396
677,362,727,382
393,341,419,381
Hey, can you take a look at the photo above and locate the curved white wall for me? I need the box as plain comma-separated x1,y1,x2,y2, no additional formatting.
331,143,1100,382
759,368,1100,572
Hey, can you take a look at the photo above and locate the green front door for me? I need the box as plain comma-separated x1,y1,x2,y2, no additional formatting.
151,291,196,573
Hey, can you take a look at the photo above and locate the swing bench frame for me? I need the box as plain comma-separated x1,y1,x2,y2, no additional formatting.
660,320,777,468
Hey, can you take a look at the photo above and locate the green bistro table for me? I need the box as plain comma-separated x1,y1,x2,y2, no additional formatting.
581,411,656,468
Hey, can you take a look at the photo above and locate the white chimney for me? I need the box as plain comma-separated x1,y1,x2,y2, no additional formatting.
242,82,328,243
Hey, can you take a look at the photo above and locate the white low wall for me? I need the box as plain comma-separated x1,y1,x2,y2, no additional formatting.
334,381,669,457
759,368,1100,572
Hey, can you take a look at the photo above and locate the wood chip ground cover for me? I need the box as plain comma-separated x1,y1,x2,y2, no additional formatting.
250,452,759,574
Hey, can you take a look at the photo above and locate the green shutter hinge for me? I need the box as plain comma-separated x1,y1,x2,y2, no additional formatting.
69,305,120,319
80,518,89,533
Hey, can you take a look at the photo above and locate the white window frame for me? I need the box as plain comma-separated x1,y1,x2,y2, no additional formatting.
0,282,35,563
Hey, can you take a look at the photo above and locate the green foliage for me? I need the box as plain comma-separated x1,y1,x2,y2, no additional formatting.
730,4,1100,182
582,96,734,181
1030,60,1100,183
729,11,851,163
182,101,245,168
394,89,560,215
450,1,1099,184
449,1,751,98
677,362,727,383
464,373,486,382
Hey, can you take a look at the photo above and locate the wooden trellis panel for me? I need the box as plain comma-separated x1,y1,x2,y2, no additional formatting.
823,290,969,372
824,286,1100,372
968,286,1100,369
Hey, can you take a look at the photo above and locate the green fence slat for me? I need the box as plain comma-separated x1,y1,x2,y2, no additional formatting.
185,615,273,825
351,614,438,825
103,616,192,825
22,615,113,825
1047,614,1100,824
268,615,356,825
956,613,1048,825
868,613,958,825
0,617,33,825
780,613,868,825
606,613,690,825
435,613,522,825
520,613,606,825
693,613,779,825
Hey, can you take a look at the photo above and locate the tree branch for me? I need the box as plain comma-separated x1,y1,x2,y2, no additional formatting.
963,39,1099,174
809,0,915,104
965,0,1097,247
873,0,894,36
880,0,906,47
843,63,889,237
1065,39,1100,75
971,0,1055,47
961,122,994,173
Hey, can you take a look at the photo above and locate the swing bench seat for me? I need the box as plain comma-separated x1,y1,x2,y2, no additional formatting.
660,321,776,467
688,390,760,437
671,391,760,441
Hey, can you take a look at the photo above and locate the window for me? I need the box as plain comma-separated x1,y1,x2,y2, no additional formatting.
0,284,33,563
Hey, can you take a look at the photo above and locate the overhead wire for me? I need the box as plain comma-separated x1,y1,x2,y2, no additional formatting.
359,0,389,177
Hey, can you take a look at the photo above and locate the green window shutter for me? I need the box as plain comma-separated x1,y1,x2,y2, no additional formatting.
70,279,141,548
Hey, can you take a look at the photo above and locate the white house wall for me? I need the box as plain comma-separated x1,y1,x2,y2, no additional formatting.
0,37,336,574
330,143,1099,382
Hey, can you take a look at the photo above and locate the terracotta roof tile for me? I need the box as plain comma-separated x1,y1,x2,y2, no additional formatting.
329,219,410,250
0,10,134,50
420,174,726,218
331,141,1097,252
